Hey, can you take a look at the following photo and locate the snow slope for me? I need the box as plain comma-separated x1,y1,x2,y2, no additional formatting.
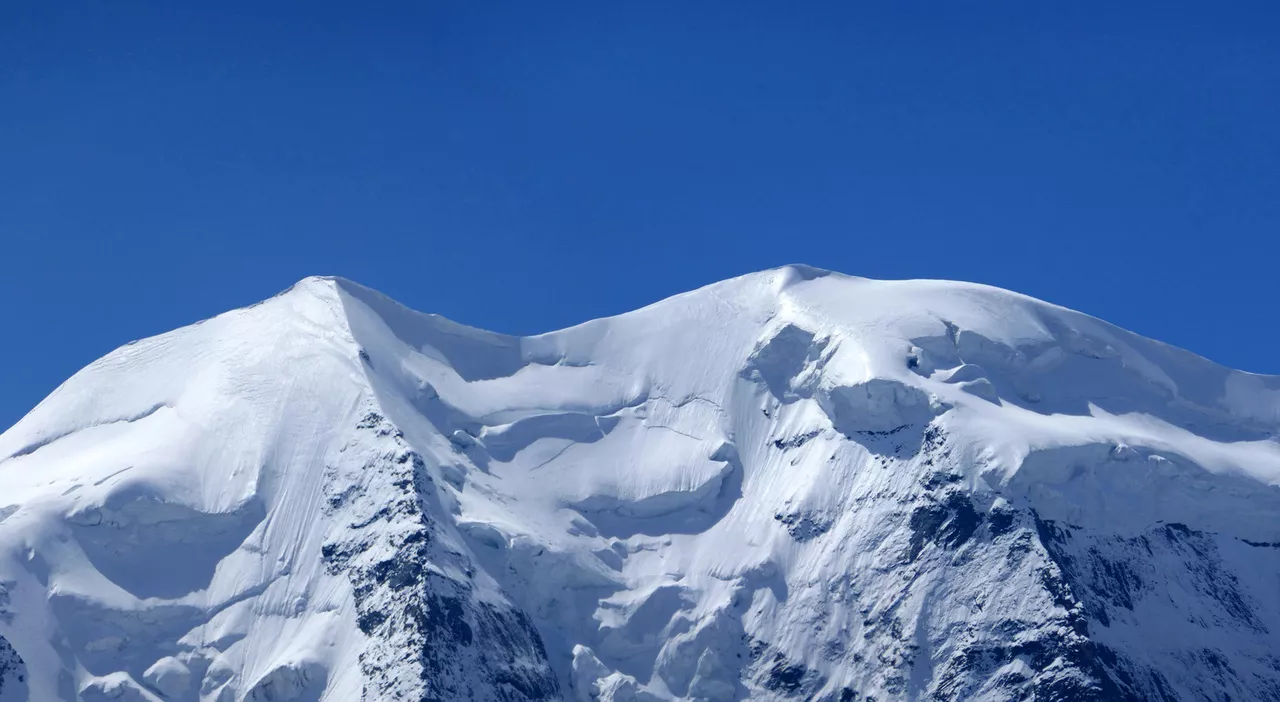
1,266,1279,700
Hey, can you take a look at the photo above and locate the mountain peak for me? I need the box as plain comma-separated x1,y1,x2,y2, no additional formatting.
2,271,1279,700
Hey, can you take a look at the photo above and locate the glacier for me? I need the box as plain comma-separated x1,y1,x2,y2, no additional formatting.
1,265,1278,701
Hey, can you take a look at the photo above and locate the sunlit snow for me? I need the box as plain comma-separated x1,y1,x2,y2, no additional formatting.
1,266,1278,700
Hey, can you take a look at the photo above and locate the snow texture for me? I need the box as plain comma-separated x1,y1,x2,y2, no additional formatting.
1,266,1279,700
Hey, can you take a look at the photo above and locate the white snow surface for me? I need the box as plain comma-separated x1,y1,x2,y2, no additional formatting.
1,265,1279,700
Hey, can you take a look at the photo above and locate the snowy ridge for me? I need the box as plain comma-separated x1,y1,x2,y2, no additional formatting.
1,266,1279,700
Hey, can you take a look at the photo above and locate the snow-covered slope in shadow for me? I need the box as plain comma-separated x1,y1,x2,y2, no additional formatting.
2,266,1279,700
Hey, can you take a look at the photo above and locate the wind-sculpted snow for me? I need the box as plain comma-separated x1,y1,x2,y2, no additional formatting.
1,266,1279,700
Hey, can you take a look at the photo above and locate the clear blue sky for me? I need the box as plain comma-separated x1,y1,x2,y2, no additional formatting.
2,2,1278,430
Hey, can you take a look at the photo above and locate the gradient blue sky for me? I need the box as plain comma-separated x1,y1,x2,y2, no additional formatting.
2,2,1278,429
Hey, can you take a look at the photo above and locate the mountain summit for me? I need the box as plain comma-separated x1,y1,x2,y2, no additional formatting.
2,267,1279,701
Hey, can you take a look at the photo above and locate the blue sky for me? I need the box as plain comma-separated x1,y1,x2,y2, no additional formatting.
2,2,1278,429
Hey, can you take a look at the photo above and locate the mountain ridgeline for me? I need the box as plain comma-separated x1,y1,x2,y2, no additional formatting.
1,266,1278,701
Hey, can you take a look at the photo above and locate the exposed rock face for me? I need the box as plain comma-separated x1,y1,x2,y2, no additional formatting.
0,634,27,702
320,411,558,701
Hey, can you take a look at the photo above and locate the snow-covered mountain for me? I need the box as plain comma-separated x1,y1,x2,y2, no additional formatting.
2,266,1279,701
